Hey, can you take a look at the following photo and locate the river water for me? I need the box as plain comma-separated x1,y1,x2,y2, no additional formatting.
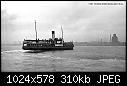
1,44,126,72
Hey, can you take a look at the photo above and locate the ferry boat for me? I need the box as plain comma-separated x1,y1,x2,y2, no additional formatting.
22,21,74,50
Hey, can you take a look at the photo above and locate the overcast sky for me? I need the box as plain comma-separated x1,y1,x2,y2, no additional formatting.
1,1,126,44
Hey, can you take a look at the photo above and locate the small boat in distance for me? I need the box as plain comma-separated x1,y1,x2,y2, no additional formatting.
22,21,74,50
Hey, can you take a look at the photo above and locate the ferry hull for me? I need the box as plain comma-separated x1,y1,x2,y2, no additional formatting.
22,46,74,50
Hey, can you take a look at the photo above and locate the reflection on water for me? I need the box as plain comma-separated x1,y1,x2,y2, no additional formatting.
24,50,67,53
25,50,46,53
1,45,126,72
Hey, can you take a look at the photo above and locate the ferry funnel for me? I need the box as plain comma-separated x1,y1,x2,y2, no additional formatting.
52,31,55,40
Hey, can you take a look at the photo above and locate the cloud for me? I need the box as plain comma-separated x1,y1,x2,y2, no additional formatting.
1,9,17,30
1,9,18,44
1,1,126,43
48,1,126,42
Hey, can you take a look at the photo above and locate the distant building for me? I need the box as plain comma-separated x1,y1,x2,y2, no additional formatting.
112,34,119,44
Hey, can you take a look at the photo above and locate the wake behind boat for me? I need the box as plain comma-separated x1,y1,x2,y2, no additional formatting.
22,21,74,50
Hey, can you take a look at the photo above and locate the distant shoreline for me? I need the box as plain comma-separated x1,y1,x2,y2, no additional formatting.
2,42,125,46
74,42,126,46
1,43,22,46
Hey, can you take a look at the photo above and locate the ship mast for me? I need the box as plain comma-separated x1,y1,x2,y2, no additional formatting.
35,20,37,40
61,26,63,42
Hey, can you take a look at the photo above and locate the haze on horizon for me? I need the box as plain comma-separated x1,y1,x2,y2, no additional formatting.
1,1,126,44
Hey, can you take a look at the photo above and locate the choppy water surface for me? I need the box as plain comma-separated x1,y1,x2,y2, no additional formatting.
1,44,126,72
